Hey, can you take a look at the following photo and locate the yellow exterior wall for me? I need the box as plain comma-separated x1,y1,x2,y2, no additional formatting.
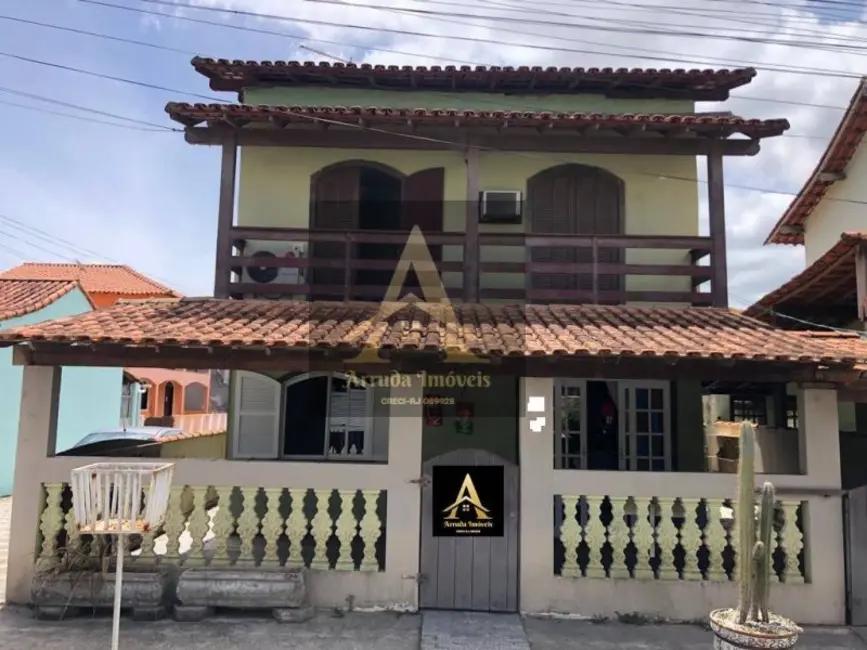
159,432,227,459
238,145,699,300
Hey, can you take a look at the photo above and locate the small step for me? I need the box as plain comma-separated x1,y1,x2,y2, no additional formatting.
421,611,530,650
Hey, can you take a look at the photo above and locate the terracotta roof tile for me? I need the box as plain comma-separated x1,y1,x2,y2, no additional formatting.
791,330,867,367
0,263,181,298
0,279,83,321
0,298,857,364
192,57,757,100
166,103,790,139
765,78,867,245
745,232,867,324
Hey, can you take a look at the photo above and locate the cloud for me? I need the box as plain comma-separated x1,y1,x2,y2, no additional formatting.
2,0,865,307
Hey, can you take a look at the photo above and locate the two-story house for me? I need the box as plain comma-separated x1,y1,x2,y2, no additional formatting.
0,59,861,625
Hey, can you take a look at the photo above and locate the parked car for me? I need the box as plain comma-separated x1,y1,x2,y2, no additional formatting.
60,426,184,457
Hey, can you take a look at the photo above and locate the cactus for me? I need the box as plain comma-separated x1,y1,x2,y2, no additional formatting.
735,421,776,625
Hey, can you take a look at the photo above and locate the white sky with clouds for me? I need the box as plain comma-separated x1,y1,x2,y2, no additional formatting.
0,0,864,305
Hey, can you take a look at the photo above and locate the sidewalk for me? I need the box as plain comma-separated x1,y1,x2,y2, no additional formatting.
0,607,865,650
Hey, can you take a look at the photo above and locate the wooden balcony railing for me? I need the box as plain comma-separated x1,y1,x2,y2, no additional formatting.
226,227,715,305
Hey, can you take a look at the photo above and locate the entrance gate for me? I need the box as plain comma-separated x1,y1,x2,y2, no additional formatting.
418,448,519,612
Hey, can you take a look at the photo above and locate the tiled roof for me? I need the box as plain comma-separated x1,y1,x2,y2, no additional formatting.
764,78,867,245
0,298,858,364
0,263,181,297
166,103,790,139
791,331,867,369
191,57,757,100
745,232,867,325
0,279,84,321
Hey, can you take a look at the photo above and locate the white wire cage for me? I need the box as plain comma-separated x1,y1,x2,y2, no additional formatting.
69,462,175,535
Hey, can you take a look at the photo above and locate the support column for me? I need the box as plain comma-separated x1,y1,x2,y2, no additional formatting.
795,386,845,621
5,365,61,605
856,242,867,323
797,386,841,487
518,376,554,613
213,134,239,298
463,146,480,303
707,143,728,307
384,374,424,608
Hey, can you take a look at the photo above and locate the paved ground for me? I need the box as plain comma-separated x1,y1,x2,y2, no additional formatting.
1,499,866,649
0,607,865,650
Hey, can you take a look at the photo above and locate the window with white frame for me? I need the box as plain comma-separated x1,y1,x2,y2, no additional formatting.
282,372,373,459
231,371,381,461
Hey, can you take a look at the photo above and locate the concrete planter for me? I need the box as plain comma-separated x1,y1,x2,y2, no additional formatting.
31,570,170,621
709,609,801,650
175,568,310,622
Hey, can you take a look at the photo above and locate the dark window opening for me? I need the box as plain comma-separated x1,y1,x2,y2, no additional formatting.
730,396,767,425
356,167,403,293
785,395,798,429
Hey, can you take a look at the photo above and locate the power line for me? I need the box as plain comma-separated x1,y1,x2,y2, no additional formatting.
82,0,867,82
44,0,849,111
0,33,848,200
0,242,29,263
481,0,864,31
0,86,181,131
0,215,195,295
0,97,172,132
308,0,867,57
0,14,195,55
0,41,835,141
0,50,226,104
56,0,858,109
0,228,82,263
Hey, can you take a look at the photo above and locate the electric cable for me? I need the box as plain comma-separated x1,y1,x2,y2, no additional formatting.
80,0,867,82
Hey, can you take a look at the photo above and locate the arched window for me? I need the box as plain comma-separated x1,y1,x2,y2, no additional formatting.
283,372,373,458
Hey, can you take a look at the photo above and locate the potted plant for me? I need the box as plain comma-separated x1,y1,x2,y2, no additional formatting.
709,421,802,649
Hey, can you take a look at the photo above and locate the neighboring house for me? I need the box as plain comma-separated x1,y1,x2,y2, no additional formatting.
0,263,218,433
0,279,123,495
0,262,182,308
3,59,864,626
745,78,867,491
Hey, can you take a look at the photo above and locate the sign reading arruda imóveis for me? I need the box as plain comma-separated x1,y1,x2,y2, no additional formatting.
432,465,504,537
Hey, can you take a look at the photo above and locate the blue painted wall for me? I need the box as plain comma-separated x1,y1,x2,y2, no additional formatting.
0,288,123,495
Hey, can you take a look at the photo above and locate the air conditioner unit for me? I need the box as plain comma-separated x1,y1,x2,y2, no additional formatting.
479,190,523,224
240,241,308,299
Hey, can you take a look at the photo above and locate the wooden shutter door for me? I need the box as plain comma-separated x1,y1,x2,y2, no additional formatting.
528,166,580,300
400,167,445,295
311,165,360,298
529,165,624,303
231,371,281,459
590,169,625,300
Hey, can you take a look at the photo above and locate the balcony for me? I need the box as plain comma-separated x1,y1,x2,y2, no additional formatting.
225,227,715,305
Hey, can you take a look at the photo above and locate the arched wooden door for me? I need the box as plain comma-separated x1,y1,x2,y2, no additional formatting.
419,448,519,612
527,164,625,302
310,163,444,300
310,164,361,298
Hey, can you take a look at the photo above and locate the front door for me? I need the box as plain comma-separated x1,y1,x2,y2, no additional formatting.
419,448,519,611
617,380,672,471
